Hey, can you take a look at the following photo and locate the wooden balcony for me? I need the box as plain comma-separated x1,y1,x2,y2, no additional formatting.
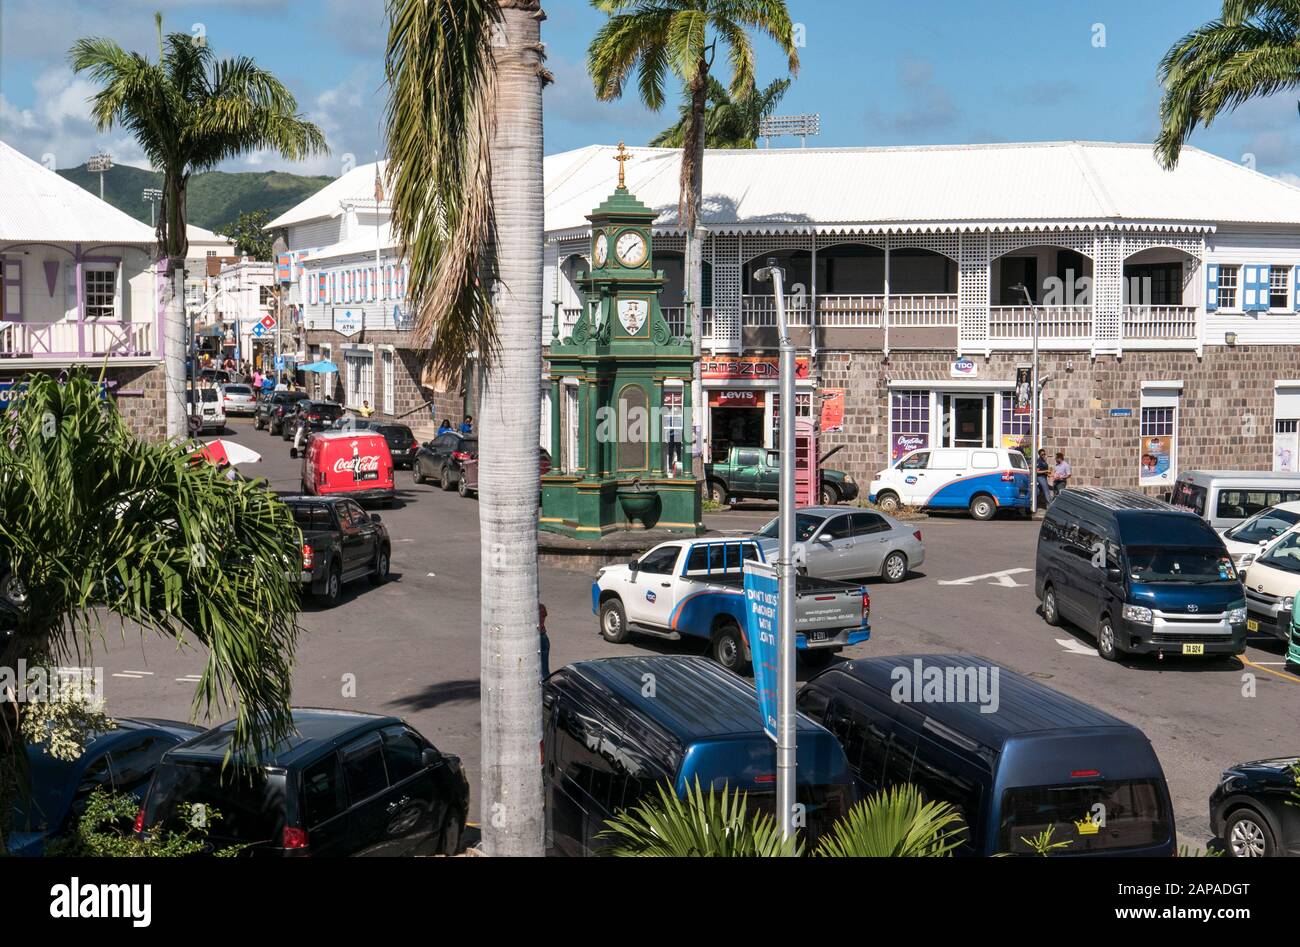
741,294,958,328
0,320,155,363
988,305,1093,341
1122,305,1197,341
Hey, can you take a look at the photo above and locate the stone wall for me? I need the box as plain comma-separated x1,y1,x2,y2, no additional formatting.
815,345,1300,490
0,363,167,442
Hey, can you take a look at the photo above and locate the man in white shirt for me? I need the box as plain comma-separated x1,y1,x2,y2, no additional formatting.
1051,452,1072,498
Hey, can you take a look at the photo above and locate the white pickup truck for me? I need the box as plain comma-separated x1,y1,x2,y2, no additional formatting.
591,538,871,673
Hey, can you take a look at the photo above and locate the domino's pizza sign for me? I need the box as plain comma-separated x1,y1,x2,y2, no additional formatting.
950,357,978,378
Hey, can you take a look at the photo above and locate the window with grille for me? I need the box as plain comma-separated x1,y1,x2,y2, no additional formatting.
662,388,684,475
1277,419,1298,434
1139,404,1177,484
1000,393,1032,448
770,391,812,446
84,268,116,319
1216,265,1238,310
890,389,931,461
259,285,274,307
1270,266,1290,309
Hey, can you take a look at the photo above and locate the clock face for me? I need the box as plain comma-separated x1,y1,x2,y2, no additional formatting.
593,232,608,267
616,230,647,267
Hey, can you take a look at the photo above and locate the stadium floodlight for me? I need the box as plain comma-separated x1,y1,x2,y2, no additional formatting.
87,151,114,200
758,113,821,148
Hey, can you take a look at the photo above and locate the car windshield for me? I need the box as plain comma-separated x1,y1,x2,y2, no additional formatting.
1125,546,1236,583
1225,507,1300,545
310,404,344,418
758,512,826,542
1258,530,1300,573
186,388,218,403
286,504,332,530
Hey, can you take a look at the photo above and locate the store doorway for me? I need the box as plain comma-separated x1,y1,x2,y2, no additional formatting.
709,390,765,461
941,393,993,448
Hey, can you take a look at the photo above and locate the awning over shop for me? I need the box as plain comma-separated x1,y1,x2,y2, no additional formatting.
300,359,339,374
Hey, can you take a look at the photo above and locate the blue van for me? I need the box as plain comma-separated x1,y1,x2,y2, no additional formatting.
542,656,855,856
797,654,1177,856
1036,487,1247,661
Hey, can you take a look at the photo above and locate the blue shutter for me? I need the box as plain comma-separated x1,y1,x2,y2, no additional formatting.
1204,263,1218,312
1293,266,1300,311
1244,263,1269,312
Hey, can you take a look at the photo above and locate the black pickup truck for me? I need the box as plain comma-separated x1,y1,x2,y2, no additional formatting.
284,496,391,606
255,390,309,435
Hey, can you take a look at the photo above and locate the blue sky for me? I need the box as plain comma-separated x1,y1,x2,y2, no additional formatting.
3,0,1299,183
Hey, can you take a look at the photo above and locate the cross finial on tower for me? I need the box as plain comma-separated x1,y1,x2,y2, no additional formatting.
614,141,631,189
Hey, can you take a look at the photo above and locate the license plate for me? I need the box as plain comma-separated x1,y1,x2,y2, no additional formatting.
1182,643,1205,656
1247,619,1260,633
810,631,828,642
357,471,378,481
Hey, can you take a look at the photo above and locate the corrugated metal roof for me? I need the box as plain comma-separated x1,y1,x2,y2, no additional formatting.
545,141,1300,236
266,159,389,229
0,139,157,245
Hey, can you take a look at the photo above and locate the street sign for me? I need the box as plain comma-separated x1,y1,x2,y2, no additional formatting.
275,355,285,371
1109,408,1133,417
252,324,265,338
743,560,780,742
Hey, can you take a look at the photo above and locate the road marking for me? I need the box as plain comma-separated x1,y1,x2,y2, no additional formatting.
1055,637,1098,657
1251,661,1286,666
112,673,148,679
427,572,437,577
1242,657,1300,684
175,675,202,684
938,567,1030,588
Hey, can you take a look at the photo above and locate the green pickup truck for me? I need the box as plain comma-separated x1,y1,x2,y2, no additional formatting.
704,445,858,506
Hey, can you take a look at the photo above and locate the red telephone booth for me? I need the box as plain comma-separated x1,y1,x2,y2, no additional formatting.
795,419,818,507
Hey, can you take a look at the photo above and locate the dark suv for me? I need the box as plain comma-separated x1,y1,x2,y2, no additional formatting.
413,432,477,491
139,709,469,857
284,400,346,448
256,390,309,435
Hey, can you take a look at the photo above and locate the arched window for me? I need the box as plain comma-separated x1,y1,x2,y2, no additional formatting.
617,383,648,471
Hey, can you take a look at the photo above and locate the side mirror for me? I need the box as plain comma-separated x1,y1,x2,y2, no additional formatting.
1260,539,1270,547
420,748,441,768
1106,566,1123,582
628,560,640,573
370,513,382,523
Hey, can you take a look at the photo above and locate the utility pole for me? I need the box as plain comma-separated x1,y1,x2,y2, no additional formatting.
1013,282,1041,514
752,257,796,850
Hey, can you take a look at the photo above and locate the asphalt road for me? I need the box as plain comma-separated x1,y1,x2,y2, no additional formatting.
94,416,1299,850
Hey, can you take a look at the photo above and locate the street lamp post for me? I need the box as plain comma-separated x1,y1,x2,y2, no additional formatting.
1011,282,1041,513
752,258,797,850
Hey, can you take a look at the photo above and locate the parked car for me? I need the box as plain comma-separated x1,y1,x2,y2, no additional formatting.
219,383,257,417
1241,522,1300,641
256,390,309,434
138,709,469,856
9,717,205,856
413,431,477,491
868,446,1031,520
185,387,226,434
798,654,1177,856
197,367,233,386
751,506,924,583
704,444,858,506
284,495,390,606
1220,501,1300,570
0,559,26,609
300,431,396,507
371,423,420,470
284,399,345,445
1171,470,1300,531
1036,487,1247,661
458,448,551,497
544,656,856,856
1209,756,1300,857
593,537,870,672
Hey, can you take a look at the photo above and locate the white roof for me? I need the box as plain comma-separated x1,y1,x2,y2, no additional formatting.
266,159,389,229
544,141,1300,236
0,139,157,244
187,223,229,244
300,223,398,264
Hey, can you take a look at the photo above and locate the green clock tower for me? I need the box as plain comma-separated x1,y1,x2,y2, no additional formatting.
541,144,703,539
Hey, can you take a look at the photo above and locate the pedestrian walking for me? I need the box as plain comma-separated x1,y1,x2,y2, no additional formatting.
538,602,550,681
1051,451,1072,498
1035,448,1052,507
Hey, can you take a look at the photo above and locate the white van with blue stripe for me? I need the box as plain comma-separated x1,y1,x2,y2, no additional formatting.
868,447,1032,520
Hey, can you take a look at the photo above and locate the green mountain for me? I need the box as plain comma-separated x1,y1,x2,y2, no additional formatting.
57,162,334,235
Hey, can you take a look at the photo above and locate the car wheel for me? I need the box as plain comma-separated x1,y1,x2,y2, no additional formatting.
876,491,900,514
439,466,454,491
0,570,27,609
412,460,425,485
301,480,311,494
440,809,464,856
711,622,749,674
458,472,470,497
1096,615,1120,661
820,483,841,505
370,546,390,585
1225,808,1276,857
708,480,728,505
289,446,298,459
254,417,264,430
599,598,631,644
1041,584,1061,626
969,494,996,521
317,565,341,607
882,551,908,583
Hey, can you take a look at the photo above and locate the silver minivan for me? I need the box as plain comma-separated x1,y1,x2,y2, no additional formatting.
1171,470,1300,531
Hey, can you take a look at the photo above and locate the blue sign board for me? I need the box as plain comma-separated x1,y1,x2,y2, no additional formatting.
742,561,780,742
1109,408,1133,417
252,324,265,338
275,355,285,371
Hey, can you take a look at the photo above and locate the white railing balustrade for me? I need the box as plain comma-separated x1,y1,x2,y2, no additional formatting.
989,306,1093,339
1122,305,1197,340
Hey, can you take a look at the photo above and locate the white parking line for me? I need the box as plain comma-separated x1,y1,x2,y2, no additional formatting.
174,675,202,684
937,568,1030,588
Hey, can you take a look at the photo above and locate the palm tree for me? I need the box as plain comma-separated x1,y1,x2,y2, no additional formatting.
70,17,327,438
600,780,965,857
651,76,790,148
0,371,304,852
385,0,550,857
1155,0,1300,168
588,0,799,481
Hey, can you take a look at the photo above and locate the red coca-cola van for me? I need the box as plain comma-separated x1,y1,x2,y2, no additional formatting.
301,430,395,506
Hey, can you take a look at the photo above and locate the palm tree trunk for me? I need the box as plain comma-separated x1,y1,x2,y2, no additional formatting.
685,66,708,480
479,0,546,858
162,173,190,439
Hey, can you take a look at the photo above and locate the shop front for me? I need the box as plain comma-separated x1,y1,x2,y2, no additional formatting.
700,355,815,460
887,378,1033,464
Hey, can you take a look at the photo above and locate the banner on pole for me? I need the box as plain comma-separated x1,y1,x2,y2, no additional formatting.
743,560,780,742
1014,367,1032,415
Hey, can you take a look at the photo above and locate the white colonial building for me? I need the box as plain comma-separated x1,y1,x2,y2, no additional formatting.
542,141,1300,490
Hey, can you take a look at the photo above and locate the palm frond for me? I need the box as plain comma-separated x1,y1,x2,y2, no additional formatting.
814,784,966,857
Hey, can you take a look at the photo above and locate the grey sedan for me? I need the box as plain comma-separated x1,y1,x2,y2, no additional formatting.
752,506,925,583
